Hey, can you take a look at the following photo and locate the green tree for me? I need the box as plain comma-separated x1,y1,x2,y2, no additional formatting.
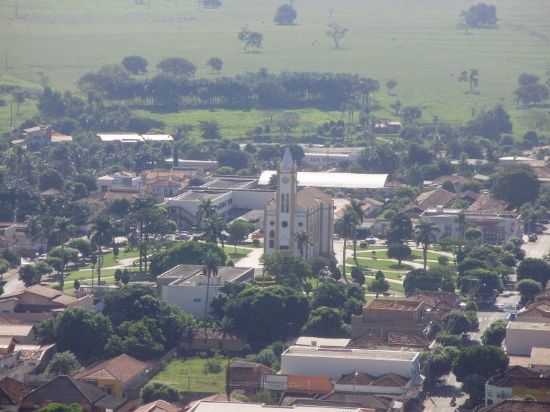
203,250,221,320
414,220,440,270
157,57,196,77
492,165,540,208
482,320,507,346
90,215,113,285
443,310,474,335
47,351,81,375
141,382,180,402
349,199,365,260
206,57,223,73
326,22,348,49
150,241,226,277
368,270,390,297
55,308,113,362
517,278,543,304
295,231,312,259
336,208,359,281
262,252,312,288
462,374,486,405
351,267,365,286
39,404,83,412
238,27,263,52
387,212,412,244
517,258,550,286
274,4,297,25
121,55,148,75
421,347,456,386
453,345,509,381
387,242,412,266
468,105,512,140
302,306,349,338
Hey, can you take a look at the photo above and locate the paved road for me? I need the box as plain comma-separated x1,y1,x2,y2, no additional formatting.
522,225,550,258
235,247,264,270
1,268,23,295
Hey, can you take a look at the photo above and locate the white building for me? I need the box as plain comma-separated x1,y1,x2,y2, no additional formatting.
264,149,334,259
505,321,550,355
97,172,143,193
258,170,388,189
158,264,254,319
420,207,522,244
280,345,422,381
97,133,173,143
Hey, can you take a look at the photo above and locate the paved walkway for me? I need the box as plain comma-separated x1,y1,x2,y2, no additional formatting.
235,247,264,269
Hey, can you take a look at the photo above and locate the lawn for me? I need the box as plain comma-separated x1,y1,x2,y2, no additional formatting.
1,0,549,135
221,245,252,261
348,257,414,272
356,248,444,262
151,357,227,393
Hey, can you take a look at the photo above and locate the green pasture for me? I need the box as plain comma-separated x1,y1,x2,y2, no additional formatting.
1,0,549,135
151,357,227,393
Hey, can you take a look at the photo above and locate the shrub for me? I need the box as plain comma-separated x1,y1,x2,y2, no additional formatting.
203,358,223,374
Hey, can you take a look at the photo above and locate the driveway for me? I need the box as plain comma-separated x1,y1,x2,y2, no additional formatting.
1,268,23,295
235,247,264,270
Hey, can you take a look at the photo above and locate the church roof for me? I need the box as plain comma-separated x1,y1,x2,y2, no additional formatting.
296,187,332,209
281,148,296,171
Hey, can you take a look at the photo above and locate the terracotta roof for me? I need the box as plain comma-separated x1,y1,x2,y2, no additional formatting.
517,301,550,322
480,400,550,412
296,187,332,209
287,374,333,394
365,298,423,312
337,372,408,388
320,392,392,411
0,312,54,325
133,400,181,412
74,354,148,385
467,192,510,213
0,324,34,338
488,366,550,388
0,377,26,404
371,373,408,387
415,189,456,210
0,336,14,349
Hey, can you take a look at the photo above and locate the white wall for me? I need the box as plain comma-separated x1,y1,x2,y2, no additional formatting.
161,284,223,319
506,327,550,355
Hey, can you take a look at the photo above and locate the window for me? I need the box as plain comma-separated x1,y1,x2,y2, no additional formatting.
269,240,274,248
281,221,288,228
269,230,275,238
280,245,289,250
193,298,202,303
270,221,275,226
298,222,303,227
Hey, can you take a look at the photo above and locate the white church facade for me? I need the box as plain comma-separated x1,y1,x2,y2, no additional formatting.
264,148,334,259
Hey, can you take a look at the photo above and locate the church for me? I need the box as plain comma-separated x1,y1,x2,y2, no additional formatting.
264,148,334,259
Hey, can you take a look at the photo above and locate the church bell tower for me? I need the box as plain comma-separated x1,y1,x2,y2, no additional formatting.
276,148,297,253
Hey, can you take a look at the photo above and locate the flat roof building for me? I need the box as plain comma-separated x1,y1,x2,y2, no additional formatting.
258,171,388,189
188,401,365,412
506,322,550,356
280,345,421,381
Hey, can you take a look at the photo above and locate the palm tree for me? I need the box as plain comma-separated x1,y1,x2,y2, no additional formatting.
414,220,440,271
90,216,113,286
349,199,365,261
197,199,216,228
202,250,221,322
295,231,312,259
205,214,226,247
53,217,71,290
338,208,359,282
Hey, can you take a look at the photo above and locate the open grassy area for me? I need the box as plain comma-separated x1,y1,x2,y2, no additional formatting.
356,248,444,262
348,257,414,272
1,0,549,135
221,245,252,261
151,357,227,393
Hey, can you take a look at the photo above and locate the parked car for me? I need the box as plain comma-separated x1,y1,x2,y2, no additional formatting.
366,237,378,244
528,233,538,242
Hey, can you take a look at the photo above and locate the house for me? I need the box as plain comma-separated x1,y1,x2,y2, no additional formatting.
529,347,550,374
317,392,401,412
74,354,151,400
20,375,126,412
228,360,273,391
181,328,246,354
0,336,15,354
374,120,402,134
158,264,254,319
516,300,550,323
403,188,456,217
420,207,522,244
301,146,362,168
0,377,26,411
409,291,460,321
0,284,93,313
188,401,367,412
0,222,37,256
97,172,143,193
264,149,334,259
0,324,35,344
279,345,422,382
334,371,422,401
0,343,56,379
133,400,181,412
142,169,189,199
20,125,52,149
505,321,550,356
480,400,550,412
350,298,432,350
485,366,550,406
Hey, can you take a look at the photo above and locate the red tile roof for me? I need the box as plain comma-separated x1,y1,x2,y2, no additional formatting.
287,375,333,394
74,354,148,385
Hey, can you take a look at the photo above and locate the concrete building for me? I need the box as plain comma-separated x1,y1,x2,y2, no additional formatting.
141,169,189,199
97,172,143,193
97,133,173,143
264,149,334,259
529,347,550,374
158,264,254,319
485,366,550,406
420,207,522,244
280,345,422,381
258,170,388,189
505,322,550,356
301,146,362,168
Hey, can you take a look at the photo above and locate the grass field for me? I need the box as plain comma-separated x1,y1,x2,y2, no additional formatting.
221,245,252,261
1,0,550,135
348,257,414,272
151,357,227,393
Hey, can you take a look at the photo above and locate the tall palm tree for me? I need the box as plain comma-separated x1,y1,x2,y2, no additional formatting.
90,216,113,286
53,217,71,290
295,231,312,259
202,250,221,322
349,199,365,261
338,208,359,282
414,220,440,271
197,199,216,229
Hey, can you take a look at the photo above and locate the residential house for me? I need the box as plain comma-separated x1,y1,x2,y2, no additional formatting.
374,120,402,134
516,300,550,323
409,291,460,322
73,354,151,400
97,172,143,194
403,188,456,217
0,285,93,313
228,360,273,392
20,375,126,412
480,399,550,412
0,324,35,344
505,321,550,356
335,371,421,401
0,343,56,380
485,366,550,406
0,377,26,411
350,298,432,350
158,265,254,319
529,347,550,374
0,222,37,256
133,400,181,412
141,169,189,199
0,337,15,355
315,393,401,412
